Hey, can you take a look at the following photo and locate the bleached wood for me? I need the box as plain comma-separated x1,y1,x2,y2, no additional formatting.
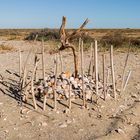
121,46,131,92
42,38,45,81
19,49,22,106
78,38,81,73
19,49,22,78
81,40,86,107
110,45,116,99
102,54,106,100
31,61,39,110
59,17,89,78
54,54,58,110
34,54,38,82
68,83,72,109
88,42,93,76
43,94,47,111
94,40,99,100
59,50,63,73
123,70,132,91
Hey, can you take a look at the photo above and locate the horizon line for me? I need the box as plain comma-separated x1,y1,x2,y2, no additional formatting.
0,27,140,30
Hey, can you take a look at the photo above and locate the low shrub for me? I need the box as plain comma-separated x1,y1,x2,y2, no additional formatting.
25,29,94,43
0,44,14,52
25,29,60,41
130,38,140,47
101,32,127,47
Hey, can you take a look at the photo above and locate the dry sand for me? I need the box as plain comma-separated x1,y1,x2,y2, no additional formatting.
0,40,140,140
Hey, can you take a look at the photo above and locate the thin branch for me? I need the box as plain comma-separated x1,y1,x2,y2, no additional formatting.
59,16,66,42
67,18,89,40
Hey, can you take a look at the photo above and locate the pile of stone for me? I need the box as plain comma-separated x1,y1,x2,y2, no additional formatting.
33,71,113,101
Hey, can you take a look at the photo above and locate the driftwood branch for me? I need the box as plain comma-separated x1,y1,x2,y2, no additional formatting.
59,16,89,78
67,18,89,40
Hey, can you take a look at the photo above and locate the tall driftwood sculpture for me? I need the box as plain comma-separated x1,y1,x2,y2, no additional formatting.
59,16,89,78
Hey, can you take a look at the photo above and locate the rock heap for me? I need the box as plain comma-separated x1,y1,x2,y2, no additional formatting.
33,71,112,101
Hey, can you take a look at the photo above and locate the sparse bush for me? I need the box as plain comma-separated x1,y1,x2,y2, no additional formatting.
25,29,94,43
25,29,60,41
70,32,94,44
0,44,14,52
101,32,126,47
130,38,140,47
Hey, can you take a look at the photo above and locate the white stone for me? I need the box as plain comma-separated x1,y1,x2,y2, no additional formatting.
0,102,3,105
59,123,67,128
85,90,92,100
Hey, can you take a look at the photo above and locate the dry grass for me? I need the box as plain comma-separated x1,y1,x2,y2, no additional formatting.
0,28,140,52
0,44,15,52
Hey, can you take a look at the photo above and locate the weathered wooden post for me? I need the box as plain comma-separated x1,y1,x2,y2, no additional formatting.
110,45,116,99
54,54,58,110
102,54,106,100
68,83,72,109
94,40,99,101
81,40,86,107
31,60,39,109
88,42,94,76
42,38,45,81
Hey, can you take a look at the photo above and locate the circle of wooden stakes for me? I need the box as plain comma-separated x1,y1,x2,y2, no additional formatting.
18,17,132,112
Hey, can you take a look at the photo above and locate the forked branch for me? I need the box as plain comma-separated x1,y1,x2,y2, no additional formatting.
59,16,89,77
67,18,89,40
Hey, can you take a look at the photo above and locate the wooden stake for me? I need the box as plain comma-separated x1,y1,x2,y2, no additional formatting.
19,49,22,78
123,70,132,91
88,43,93,76
59,50,63,73
42,38,45,81
78,38,81,73
106,67,110,97
110,45,116,99
43,93,47,111
21,49,33,102
42,39,47,111
81,40,86,107
68,83,72,109
21,49,32,87
22,67,27,88
19,49,22,107
31,61,38,109
94,40,99,100
22,48,32,74
102,54,106,100
34,54,38,82
23,80,31,103
121,46,131,92
54,54,58,110
106,67,110,86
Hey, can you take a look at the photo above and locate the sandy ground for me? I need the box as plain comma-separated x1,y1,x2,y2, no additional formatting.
0,40,140,140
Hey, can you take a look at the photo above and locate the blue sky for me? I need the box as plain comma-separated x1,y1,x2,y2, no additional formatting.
0,0,140,28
